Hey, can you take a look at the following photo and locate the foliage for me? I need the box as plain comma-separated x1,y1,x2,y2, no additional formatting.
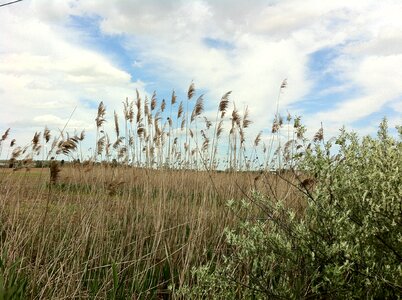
179,119,402,299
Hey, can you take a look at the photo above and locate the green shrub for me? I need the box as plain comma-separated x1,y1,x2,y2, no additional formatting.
179,119,402,299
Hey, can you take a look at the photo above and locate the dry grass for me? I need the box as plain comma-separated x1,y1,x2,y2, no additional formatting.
0,82,311,298
0,165,305,298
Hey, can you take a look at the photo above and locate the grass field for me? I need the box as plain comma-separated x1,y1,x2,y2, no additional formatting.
0,83,304,298
0,165,305,298
1,85,400,299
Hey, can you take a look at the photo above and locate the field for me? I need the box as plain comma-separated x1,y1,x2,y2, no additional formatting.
0,85,400,298
0,165,305,299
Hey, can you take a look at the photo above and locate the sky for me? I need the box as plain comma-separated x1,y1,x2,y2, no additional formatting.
0,0,401,159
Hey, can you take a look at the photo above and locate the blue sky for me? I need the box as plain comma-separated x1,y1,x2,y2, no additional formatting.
0,0,401,158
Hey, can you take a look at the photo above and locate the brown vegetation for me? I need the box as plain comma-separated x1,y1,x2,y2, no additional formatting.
0,81,313,298
0,164,306,298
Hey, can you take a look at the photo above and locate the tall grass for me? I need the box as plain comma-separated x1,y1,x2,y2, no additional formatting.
0,162,306,298
2,83,292,171
2,82,394,298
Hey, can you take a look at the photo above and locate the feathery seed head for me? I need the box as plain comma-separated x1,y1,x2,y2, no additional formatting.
151,91,157,111
161,99,166,112
178,101,184,119
171,90,177,105
44,127,51,143
95,101,106,128
313,127,324,142
280,78,288,89
254,131,262,147
187,82,195,100
1,128,10,141
219,91,231,118
242,106,252,128
114,111,120,138
191,95,204,122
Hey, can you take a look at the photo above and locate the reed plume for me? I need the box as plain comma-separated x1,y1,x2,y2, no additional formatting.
11,146,22,160
136,90,142,124
161,99,166,112
232,106,241,128
185,82,196,166
272,114,281,133
57,137,78,155
254,131,262,147
78,130,85,141
95,102,106,128
144,96,150,117
177,101,183,119
171,90,177,105
280,78,288,89
97,136,106,156
1,128,10,141
151,91,157,111
242,106,251,129
313,126,324,142
204,117,212,130
0,128,11,157
94,101,106,160
137,127,145,137
32,131,41,153
191,95,204,123
114,111,120,138
123,97,134,123
229,104,241,170
187,81,195,100
219,91,231,118
113,137,124,149
211,91,231,169
251,131,263,169
44,127,51,143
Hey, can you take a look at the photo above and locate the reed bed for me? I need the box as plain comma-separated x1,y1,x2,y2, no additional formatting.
0,81,310,298
0,165,305,298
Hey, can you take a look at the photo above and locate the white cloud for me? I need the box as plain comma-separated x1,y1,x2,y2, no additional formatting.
10,114,92,130
0,4,145,151
72,0,401,127
1,0,401,158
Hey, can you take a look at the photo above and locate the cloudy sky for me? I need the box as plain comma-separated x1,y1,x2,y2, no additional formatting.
0,0,401,155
